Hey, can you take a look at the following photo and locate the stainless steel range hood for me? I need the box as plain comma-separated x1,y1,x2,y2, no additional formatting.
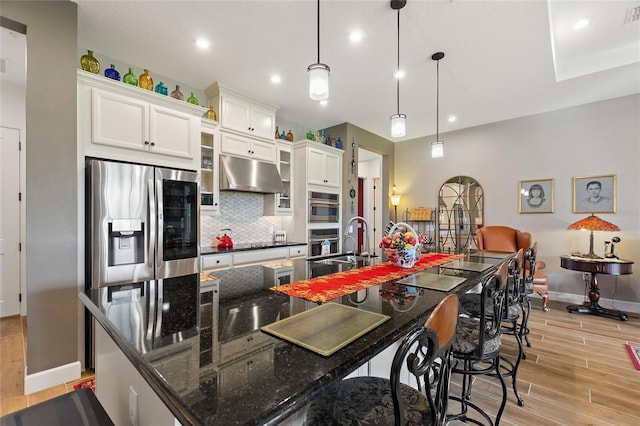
219,154,284,194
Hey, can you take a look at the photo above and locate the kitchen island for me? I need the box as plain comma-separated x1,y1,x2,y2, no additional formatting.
80,251,512,425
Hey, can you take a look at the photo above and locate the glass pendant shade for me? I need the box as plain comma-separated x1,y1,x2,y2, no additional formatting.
308,63,330,101
431,140,444,158
390,194,402,206
390,114,406,138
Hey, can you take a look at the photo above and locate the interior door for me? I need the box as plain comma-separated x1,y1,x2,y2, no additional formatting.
0,127,21,317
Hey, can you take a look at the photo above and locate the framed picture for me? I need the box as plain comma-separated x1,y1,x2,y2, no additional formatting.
519,178,555,213
573,174,616,213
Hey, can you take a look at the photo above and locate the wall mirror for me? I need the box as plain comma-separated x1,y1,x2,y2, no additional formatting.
437,176,484,251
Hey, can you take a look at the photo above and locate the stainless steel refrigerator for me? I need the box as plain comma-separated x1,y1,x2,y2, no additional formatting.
85,158,200,367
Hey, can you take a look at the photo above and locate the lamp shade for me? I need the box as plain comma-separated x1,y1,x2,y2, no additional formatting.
390,114,406,138
308,63,330,101
431,140,444,158
390,194,402,206
568,214,619,232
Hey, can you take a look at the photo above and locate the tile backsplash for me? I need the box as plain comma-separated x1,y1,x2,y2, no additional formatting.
201,192,282,247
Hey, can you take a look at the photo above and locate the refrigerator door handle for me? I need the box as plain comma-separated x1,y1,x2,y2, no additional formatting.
148,178,156,273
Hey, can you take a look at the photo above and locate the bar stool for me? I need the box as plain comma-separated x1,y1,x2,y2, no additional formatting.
449,261,509,426
306,294,459,426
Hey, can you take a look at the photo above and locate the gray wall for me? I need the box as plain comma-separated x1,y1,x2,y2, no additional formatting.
2,1,78,373
394,94,640,307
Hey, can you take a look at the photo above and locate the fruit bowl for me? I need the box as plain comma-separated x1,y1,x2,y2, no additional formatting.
380,222,421,268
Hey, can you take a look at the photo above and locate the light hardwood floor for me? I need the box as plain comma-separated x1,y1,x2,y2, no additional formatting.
1,300,638,424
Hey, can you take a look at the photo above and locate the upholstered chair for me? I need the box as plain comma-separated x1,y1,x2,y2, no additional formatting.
477,226,550,312
306,294,459,426
449,261,509,426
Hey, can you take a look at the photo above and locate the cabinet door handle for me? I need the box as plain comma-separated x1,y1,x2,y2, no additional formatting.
144,141,150,145
150,142,155,147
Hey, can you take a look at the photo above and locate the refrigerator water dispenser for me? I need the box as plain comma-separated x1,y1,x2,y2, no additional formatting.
108,219,144,266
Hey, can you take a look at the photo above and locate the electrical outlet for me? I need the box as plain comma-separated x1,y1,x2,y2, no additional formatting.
129,385,138,426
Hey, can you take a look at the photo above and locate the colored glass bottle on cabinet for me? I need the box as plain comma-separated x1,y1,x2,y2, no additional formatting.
187,92,199,105
80,50,100,74
123,67,138,86
206,106,216,120
154,82,168,95
171,85,184,100
139,69,153,91
104,64,120,81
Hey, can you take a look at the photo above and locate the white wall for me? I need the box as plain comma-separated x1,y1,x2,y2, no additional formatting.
395,95,640,309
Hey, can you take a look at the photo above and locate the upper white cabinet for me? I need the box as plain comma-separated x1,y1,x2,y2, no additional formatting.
304,144,342,189
205,82,278,141
78,70,203,170
220,132,276,163
264,141,294,215
200,120,220,214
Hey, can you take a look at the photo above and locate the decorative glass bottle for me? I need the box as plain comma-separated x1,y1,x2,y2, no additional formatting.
104,64,120,81
306,130,314,141
286,130,294,142
187,92,199,105
154,82,168,96
123,67,138,86
336,136,343,149
206,106,216,120
275,126,280,140
171,85,184,100
139,69,153,91
80,50,100,74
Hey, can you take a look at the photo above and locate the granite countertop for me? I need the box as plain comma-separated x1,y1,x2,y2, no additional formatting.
81,252,511,425
201,241,307,255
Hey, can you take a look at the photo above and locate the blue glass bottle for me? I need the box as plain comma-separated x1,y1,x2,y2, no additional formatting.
336,137,343,149
104,64,120,81
155,82,168,96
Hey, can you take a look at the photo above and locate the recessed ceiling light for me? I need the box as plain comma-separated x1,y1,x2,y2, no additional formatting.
394,70,405,79
573,18,589,30
448,115,457,122
349,30,363,43
319,100,328,106
196,38,210,50
271,75,281,84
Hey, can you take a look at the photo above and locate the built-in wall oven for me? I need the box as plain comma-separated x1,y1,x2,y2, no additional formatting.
308,228,340,257
309,191,339,223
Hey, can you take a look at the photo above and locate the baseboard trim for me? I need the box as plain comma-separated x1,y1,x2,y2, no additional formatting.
24,361,81,395
542,291,640,315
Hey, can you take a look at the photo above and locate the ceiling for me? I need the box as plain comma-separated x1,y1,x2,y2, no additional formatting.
6,1,640,142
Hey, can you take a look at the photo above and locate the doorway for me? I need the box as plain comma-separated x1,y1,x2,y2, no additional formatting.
358,148,383,257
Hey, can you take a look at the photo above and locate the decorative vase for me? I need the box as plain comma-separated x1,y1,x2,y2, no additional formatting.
171,85,184,100
139,69,153,91
206,106,216,120
187,92,199,105
123,67,138,86
154,82,168,96
336,137,343,149
104,64,120,81
275,126,280,140
280,130,286,140
80,50,100,74
306,130,314,141
286,130,294,142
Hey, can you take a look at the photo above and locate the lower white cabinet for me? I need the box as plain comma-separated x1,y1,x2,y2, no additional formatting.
232,247,289,266
201,253,232,270
201,245,306,271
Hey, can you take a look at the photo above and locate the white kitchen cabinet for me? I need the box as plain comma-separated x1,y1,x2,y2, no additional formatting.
288,245,307,258
220,132,276,163
232,247,289,266
264,141,294,215
205,82,278,141
201,253,233,271
78,70,202,170
306,145,342,189
200,121,220,213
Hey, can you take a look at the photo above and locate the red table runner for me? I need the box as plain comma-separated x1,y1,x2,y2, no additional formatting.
271,253,464,303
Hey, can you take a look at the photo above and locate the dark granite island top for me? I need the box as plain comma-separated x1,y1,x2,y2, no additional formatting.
80,252,511,425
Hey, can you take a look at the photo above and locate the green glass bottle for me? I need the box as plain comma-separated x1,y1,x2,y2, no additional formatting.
187,92,199,105
123,67,138,86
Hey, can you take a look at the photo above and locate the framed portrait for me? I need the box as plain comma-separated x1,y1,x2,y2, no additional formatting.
573,174,616,213
519,178,555,213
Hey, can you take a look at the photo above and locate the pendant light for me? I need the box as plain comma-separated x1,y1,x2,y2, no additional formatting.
308,0,330,101
390,0,407,138
431,52,445,158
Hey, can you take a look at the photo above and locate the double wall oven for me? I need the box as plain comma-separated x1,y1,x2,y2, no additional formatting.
308,191,339,223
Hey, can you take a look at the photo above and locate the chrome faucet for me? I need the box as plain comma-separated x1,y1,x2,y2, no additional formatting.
343,216,371,257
